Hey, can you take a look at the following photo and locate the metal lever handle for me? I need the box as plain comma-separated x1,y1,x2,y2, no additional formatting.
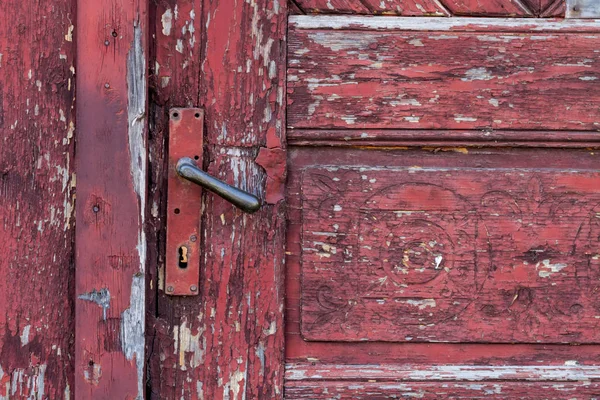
176,157,261,214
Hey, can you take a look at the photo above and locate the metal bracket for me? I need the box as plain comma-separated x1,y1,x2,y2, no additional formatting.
165,108,203,296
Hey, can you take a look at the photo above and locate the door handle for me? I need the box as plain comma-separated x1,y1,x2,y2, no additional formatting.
176,157,261,214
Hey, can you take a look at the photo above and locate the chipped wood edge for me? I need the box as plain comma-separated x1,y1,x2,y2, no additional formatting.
567,0,600,18
286,363,600,381
289,15,600,31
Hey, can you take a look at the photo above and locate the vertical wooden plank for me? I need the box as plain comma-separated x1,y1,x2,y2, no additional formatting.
148,0,287,398
75,0,148,398
0,0,75,398
199,2,287,396
146,0,203,397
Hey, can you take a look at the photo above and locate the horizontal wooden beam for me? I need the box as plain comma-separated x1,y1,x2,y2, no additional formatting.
290,15,600,31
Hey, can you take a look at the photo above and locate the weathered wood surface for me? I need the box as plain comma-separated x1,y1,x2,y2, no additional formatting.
286,363,600,381
288,23,600,131
288,129,600,148
567,0,600,17
300,167,600,342
148,0,287,398
290,15,600,31
285,363,600,398
0,0,75,397
290,0,565,16
286,147,600,358
286,381,600,399
75,0,148,398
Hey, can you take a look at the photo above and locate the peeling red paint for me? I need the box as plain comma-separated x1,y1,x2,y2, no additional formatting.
256,147,286,204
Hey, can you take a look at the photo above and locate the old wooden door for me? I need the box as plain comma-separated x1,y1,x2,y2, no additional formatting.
283,0,600,398
3,0,600,398
147,0,600,399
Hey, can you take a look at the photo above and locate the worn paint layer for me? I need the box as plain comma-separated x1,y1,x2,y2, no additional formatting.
148,0,287,399
75,0,148,398
291,0,565,16
288,25,600,131
0,0,76,397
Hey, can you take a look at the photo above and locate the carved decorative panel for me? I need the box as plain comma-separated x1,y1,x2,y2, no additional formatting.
289,0,566,16
300,168,600,342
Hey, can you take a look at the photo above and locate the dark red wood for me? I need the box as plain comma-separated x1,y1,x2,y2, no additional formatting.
165,108,203,296
288,129,600,148
75,0,148,398
291,0,565,15
362,0,451,15
286,381,600,399
300,167,600,343
443,0,533,15
148,0,287,398
286,147,600,370
0,0,75,397
288,25,600,131
295,0,370,14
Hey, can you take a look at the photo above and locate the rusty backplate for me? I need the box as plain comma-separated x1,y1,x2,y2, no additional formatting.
165,108,203,295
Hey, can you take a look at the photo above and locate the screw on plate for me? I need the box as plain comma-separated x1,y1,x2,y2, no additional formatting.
166,286,174,293
190,235,197,242
190,285,198,292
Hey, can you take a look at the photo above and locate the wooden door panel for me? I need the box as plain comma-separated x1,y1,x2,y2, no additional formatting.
300,167,600,343
290,0,566,16
288,22,600,131
286,382,600,399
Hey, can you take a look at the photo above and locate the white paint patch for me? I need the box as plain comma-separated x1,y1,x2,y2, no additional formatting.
20,325,31,346
175,319,204,370
333,205,342,212
161,9,173,36
78,288,110,320
125,22,146,400
454,115,478,122
537,259,568,278
408,38,424,47
462,67,494,81
65,25,73,42
121,274,144,400
567,0,600,18
579,76,598,80
404,299,437,310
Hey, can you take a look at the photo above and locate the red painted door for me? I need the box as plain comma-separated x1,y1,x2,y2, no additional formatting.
3,0,600,398
284,1,600,398
147,0,600,399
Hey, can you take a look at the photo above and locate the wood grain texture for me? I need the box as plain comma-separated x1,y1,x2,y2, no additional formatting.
75,0,148,398
442,0,533,16
0,0,75,397
285,381,600,399
285,363,600,398
288,26,600,131
289,16,600,31
286,147,600,361
148,0,287,399
292,0,565,15
542,0,567,16
288,129,600,148
301,167,600,343
294,0,371,14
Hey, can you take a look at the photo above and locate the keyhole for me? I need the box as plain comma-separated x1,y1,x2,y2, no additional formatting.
178,246,188,269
